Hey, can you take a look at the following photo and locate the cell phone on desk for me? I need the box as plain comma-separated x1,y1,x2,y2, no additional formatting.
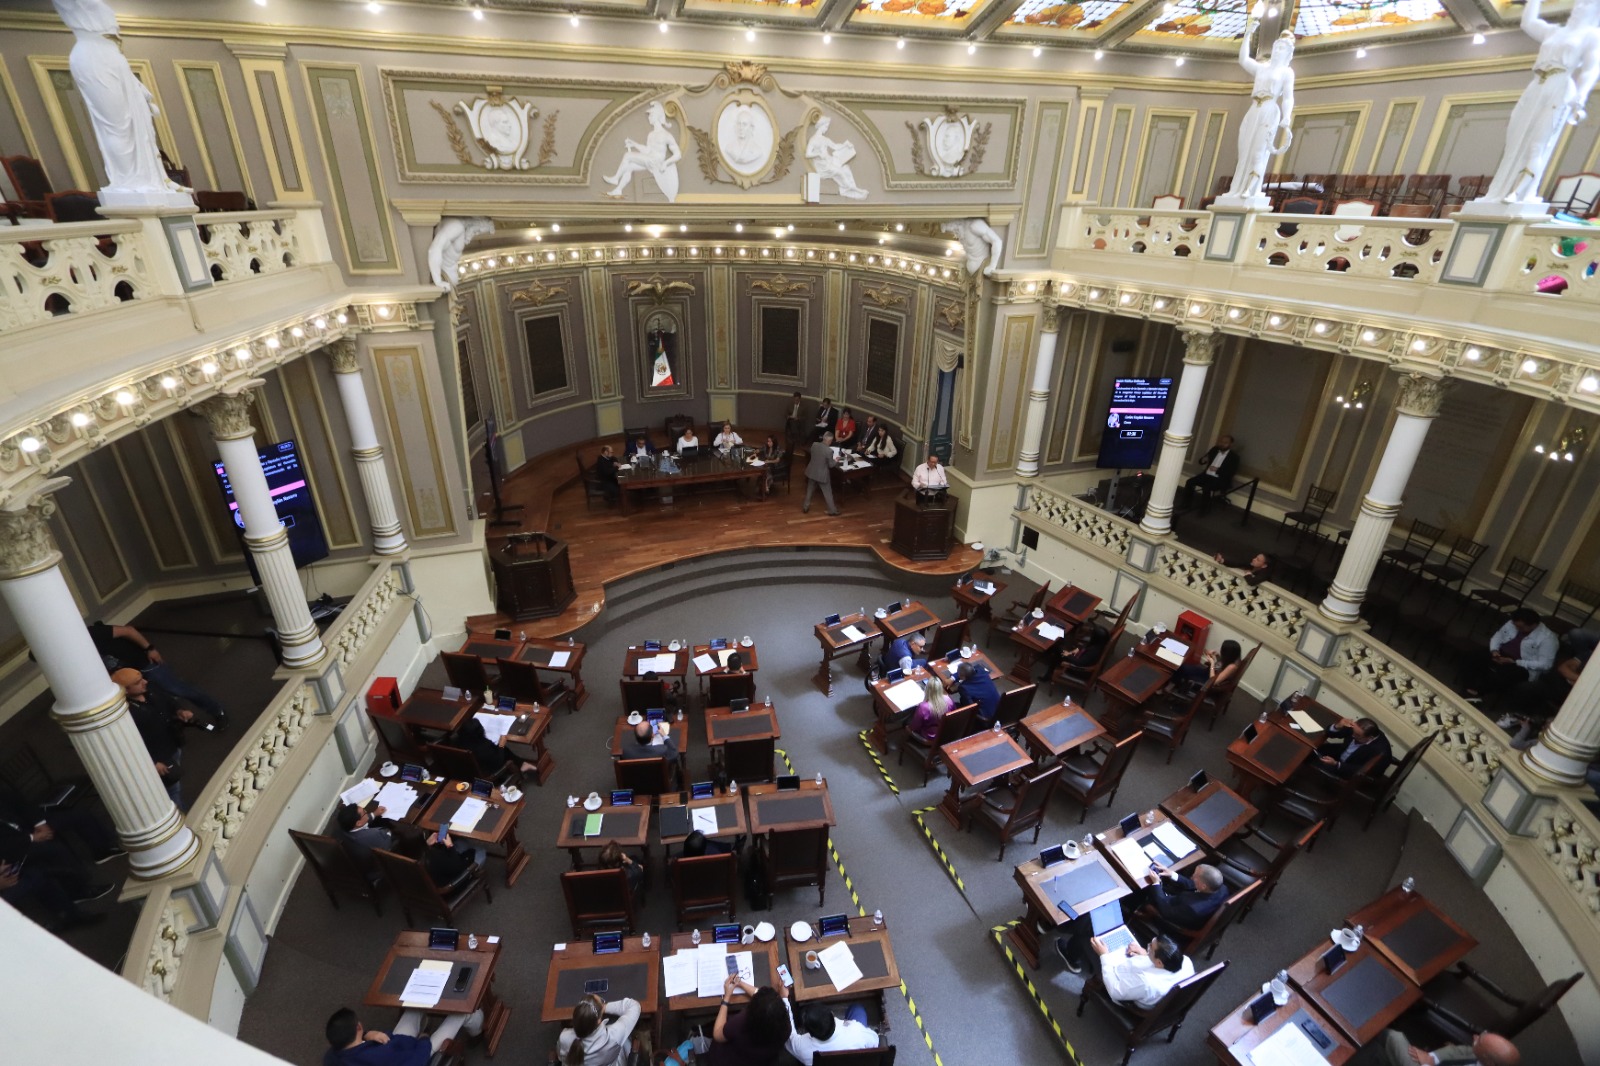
583,978,609,995
776,963,793,988
725,956,740,976
453,966,473,993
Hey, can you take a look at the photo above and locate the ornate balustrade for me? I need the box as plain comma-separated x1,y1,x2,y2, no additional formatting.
1022,485,1131,559
1251,213,1453,285
1153,542,1309,643
1512,221,1600,306
0,219,150,332
1079,208,1211,259
1536,799,1600,916
196,210,303,283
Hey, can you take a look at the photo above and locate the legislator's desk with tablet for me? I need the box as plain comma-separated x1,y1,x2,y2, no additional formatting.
394,687,477,744
936,729,1033,828
1095,655,1176,733
745,779,836,834
1226,719,1315,801
1347,886,1477,985
866,665,939,753
1159,779,1258,850
692,641,761,676
1017,702,1106,761
785,915,901,1009
951,573,1005,622
1044,585,1104,627
1008,849,1129,969
1289,937,1421,1046
1207,984,1358,1066
926,649,1004,691
555,800,652,869
622,644,690,681
657,790,748,855
609,716,691,777
542,936,662,1047
466,705,556,786
1007,613,1072,683
705,704,782,753
666,930,781,1016
457,635,588,707
1271,693,1341,747
813,612,879,695
415,781,531,886
1095,811,1204,889
874,601,941,644
616,452,763,514
365,930,511,1055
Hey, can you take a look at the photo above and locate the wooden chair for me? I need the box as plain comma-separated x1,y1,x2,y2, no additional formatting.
1417,534,1488,603
1138,681,1210,763
620,677,674,718
576,454,610,508
494,657,575,714
0,740,94,811
707,673,756,708
1279,196,1323,215
669,853,737,927
929,618,969,659
614,757,673,797
1051,622,1125,699
1444,174,1490,211
993,683,1036,732
1057,731,1143,823
1214,820,1323,919
965,762,1063,861
1388,201,1436,219
1076,959,1230,1066
814,1048,896,1066
1259,752,1384,845
1143,880,1260,962
1096,588,1140,633
1,155,51,217
721,736,775,785
1151,193,1184,210
1352,732,1435,830
1419,962,1583,1044
762,826,830,906
1277,484,1337,541
289,829,383,914
1380,518,1446,582
441,651,490,695
426,742,515,787
44,190,100,223
1201,643,1258,730
195,189,251,212
560,867,637,938
372,847,490,928
987,583,1050,648
1548,171,1600,216
897,702,976,787
768,451,793,494
1548,577,1600,637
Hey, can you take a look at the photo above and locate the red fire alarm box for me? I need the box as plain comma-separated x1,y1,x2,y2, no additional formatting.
1174,611,1211,664
367,676,400,718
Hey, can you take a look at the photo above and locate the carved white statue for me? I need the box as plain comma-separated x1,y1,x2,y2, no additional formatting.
1217,19,1295,209
427,216,494,291
457,90,536,171
1479,0,1600,208
604,101,683,202
806,118,869,200
942,218,1004,276
52,0,191,208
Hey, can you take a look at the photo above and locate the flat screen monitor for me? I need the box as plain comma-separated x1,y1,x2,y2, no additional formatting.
213,439,330,573
471,778,493,798
646,708,666,723
1096,377,1173,470
401,764,424,783
1188,769,1209,793
1119,812,1141,836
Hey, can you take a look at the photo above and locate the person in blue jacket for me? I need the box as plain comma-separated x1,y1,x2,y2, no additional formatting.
951,660,1001,725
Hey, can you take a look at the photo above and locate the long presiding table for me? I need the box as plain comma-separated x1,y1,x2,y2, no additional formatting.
616,452,765,513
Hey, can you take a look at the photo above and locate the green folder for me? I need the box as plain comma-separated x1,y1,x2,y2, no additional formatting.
584,813,603,837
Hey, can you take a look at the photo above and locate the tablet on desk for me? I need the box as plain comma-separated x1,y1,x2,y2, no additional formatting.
1247,991,1277,1025
730,697,751,713
945,648,962,662
493,628,512,641
428,927,459,951
824,613,842,627
713,922,741,945
647,708,666,724
1321,943,1347,974
1119,812,1141,836
776,775,800,792
818,913,850,937
710,638,728,650
690,781,715,800
610,789,634,807
1039,844,1067,867
1188,769,1209,793
643,641,661,652
497,695,517,713
885,601,902,614
471,778,494,798
593,932,623,955
885,667,904,683
401,763,425,783
1242,723,1259,744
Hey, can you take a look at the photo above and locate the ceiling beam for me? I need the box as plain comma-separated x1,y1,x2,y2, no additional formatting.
1093,0,1168,48
819,0,858,33
966,0,1026,40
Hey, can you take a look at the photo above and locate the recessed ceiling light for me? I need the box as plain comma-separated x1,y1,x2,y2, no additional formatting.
253,0,266,6
1361,329,1376,342
365,1,381,13
1411,338,1426,351
658,19,669,32
1472,32,1485,44
161,375,178,389
1268,314,1282,326
1175,56,1185,67
1189,304,1202,314
19,436,40,453
291,326,305,337
1464,346,1481,361
894,223,904,231
967,43,976,55
1355,47,1367,58
1521,358,1540,373
264,336,280,349
624,223,633,232
115,389,135,405
734,222,744,232
896,37,906,49
1032,46,1042,57
471,6,484,20
823,32,832,44
745,27,756,42
314,316,326,329
201,361,218,375
1094,50,1104,60
569,13,580,27
551,222,560,231
234,347,250,359
837,222,846,231
1120,293,1133,304
786,223,795,231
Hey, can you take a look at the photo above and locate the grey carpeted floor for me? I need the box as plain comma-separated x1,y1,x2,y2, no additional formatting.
237,560,1579,1066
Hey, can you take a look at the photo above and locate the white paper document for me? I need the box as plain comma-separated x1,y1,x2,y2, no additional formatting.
816,941,863,991
1288,710,1322,733
716,649,737,668
693,653,719,674
1156,638,1190,666
884,679,924,712
695,944,728,998
1036,622,1067,642
648,653,679,673
399,959,452,1008
749,459,766,467
691,807,719,835
1152,822,1198,859
1110,836,1151,875
474,712,514,744
840,625,868,643
373,782,420,819
662,952,698,998
340,778,381,808
450,796,489,833
978,582,996,595
548,650,571,669
1142,842,1167,863
1247,1020,1328,1066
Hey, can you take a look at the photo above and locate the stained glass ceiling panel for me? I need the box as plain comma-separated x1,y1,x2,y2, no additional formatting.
1000,0,1141,37
680,0,825,22
1291,0,1449,39
1136,0,1252,41
849,0,996,30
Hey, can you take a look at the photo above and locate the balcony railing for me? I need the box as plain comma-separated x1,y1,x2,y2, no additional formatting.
196,210,304,284
0,219,150,331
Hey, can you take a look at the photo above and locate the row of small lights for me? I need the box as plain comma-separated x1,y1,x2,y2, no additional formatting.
1012,281,1600,395
463,241,961,280
8,308,377,460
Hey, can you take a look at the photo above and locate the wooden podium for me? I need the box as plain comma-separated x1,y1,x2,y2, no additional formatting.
491,533,575,621
891,491,956,561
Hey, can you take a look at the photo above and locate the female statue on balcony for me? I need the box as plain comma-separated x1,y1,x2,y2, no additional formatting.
1219,20,1295,208
52,0,190,206
1480,0,1600,207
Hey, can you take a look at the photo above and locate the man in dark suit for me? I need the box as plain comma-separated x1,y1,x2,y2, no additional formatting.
1316,716,1393,777
1132,863,1228,934
1377,1029,1519,1066
951,661,1001,725
802,432,841,516
812,397,838,442
620,718,678,762
1184,434,1239,512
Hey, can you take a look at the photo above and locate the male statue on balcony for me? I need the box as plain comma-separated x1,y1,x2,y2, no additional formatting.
1216,15,1295,210
52,0,192,208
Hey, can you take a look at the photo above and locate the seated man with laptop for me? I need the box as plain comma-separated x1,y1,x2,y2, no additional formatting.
1055,896,1142,975
1092,933,1193,1010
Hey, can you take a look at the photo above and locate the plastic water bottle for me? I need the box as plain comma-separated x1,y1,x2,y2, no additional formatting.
691,928,701,946
815,771,824,785
641,931,651,948
765,694,772,708
1083,834,1094,852
1402,876,1416,894
729,778,739,794
992,719,1002,734
873,909,883,927
1352,924,1364,945
467,932,478,950
1146,809,1157,826
518,630,527,643
463,690,472,705
569,635,575,646
677,706,685,722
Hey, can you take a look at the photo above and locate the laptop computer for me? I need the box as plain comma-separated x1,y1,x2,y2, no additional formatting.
690,781,715,800
1089,901,1137,953
730,697,750,713
610,789,634,807
680,446,701,460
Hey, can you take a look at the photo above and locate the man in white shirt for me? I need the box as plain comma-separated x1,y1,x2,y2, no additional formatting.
783,1001,880,1064
911,453,948,492
1463,607,1557,703
1378,1029,1520,1066
1092,933,1193,1010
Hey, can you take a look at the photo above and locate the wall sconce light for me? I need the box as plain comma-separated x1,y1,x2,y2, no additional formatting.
1534,425,1586,462
1334,380,1372,410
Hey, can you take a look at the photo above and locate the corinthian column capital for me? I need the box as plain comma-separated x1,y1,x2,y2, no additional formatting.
1179,327,1219,366
0,476,71,580
193,379,265,441
324,337,361,374
1393,370,1448,418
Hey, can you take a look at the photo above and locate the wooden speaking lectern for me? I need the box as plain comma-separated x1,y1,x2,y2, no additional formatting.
891,491,957,561
491,532,575,621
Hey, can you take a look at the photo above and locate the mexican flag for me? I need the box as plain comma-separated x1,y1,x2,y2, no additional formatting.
650,338,675,388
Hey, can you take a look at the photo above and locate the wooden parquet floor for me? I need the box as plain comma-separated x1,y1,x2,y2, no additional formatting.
468,431,982,638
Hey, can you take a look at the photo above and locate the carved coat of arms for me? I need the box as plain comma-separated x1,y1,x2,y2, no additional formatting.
909,106,990,178
456,88,537,170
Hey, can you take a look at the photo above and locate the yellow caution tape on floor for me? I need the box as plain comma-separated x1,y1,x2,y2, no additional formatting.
856,729,901,795
910,806,967,894
990,920,1087,1066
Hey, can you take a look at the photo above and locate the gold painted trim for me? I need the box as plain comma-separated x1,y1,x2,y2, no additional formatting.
1368,97,1422,175
1285,100,1370,175
1417,90,1522,173
174,60,255,200
987,314,1035,471
0,55,40,161
243,526,290,552
0,550,64,582
48,688,126,730
1099,104,1135,211
1127,107,1196,209
28,54,92,189
237,57,313,203
1019,100,1071,257
1193,109,1227,207
373,343,458,539
300,62,403,275
352,445,385,461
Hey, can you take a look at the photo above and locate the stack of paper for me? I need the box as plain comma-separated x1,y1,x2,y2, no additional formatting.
1109,836,1150,874
884,679,924,712
816,941,862,991
548,650,571,669
1036,622,1067,642
1247,1022,1327,1066
450,796,489,833
693,652,719,673
647,653,679,672
340,778,381,807
693,944,755,998
691,807,719,834
474,712,514,743
840,624,867,642
662,952,698,998
399,959,453,1008
373,782,420,819
1288,710,1322,733
1152,822,1198,859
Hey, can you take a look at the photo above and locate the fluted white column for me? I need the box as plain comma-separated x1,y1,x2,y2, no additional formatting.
1319,372,1446,623
1139,327,1218,537
0,481,198,878
1524,652,1600,786
1016,299,1061,478
325,338,407,555
196,383,326,668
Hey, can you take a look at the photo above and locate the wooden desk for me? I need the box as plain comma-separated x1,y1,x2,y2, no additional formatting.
554,801,652,869
786,916,901,1005
1017,703,1106,761
866,666,937,753
745,779,836,834
1007,613,1072,683
692,642,761,676
1095,655,1175,734
1348,887,1477,986
1290,938,1420,1046
951,574,1005,622
1008,850,1129,969
1207,986,1357,1066
1274,693,1341,748
1226,720,1315,802
1160,780,1258,850
1095,813,1203,890
365,930,511,1055
936,729,1031,828
514,637,589,708
617,454,763,513
609,716,690,779
666,932,781,1015
874,601,941,644
622,645,690,681
657,791,748,855
705,705,781,752
415,781,531,886
395,688,475,742
542,936,661,1048
1045,585,1103,627
813,612,878,695
926,649,1003,690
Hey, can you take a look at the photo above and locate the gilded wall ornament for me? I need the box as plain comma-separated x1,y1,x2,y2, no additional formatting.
627,274,697,306
862,284,907,310
456,87,538,171
934,297,966,332
908,106,991,178
687,89,800,190
750,274,812,297
510,279,571,307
